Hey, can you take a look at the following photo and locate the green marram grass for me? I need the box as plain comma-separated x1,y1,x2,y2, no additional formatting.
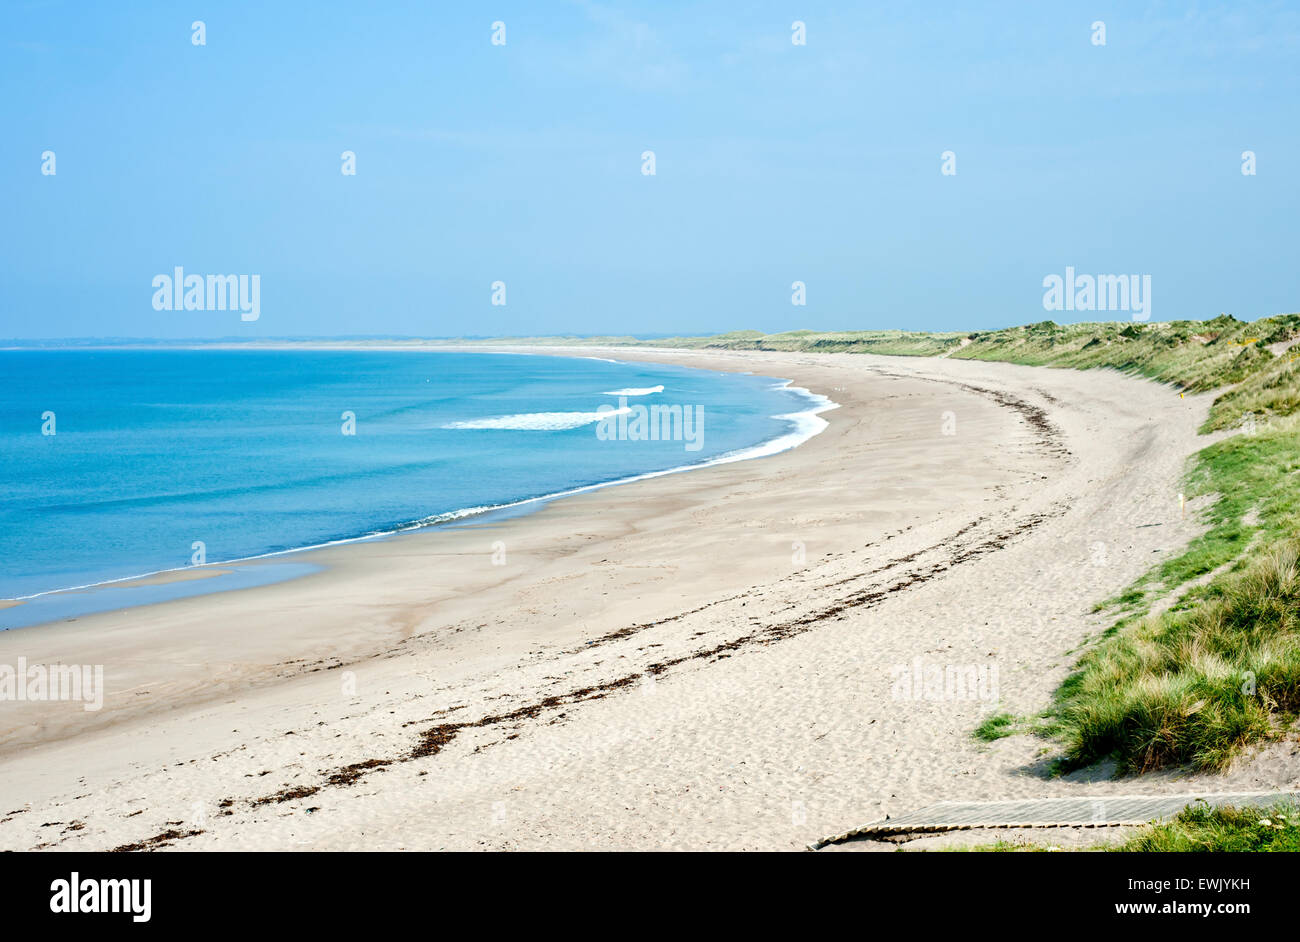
973,712,1017,742
479,312,1300,774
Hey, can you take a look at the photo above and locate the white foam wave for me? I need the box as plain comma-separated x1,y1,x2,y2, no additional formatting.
701,382,839,466
443,407,633,431
602,385,664,396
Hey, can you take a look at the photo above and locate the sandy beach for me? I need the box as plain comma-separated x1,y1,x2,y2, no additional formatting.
2,346,1295,852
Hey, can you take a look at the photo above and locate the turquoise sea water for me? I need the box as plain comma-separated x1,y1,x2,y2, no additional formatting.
0,349,831,624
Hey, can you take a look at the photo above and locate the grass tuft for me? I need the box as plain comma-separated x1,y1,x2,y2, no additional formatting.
973,712,1017,742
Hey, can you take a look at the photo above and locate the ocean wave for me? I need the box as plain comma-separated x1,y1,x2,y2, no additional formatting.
442,407,633,431
602,385,664,396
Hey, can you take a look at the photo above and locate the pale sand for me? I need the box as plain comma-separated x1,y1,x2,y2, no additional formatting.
2,347,1297,851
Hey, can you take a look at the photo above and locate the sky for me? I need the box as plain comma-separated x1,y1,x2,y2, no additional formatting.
2,0,1298,340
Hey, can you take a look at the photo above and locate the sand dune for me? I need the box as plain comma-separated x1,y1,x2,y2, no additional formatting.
1,347,1292,852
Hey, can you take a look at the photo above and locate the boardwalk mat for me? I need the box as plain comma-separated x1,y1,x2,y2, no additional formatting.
808,791,1300,850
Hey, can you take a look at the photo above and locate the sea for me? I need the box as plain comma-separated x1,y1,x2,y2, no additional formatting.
0,348,834,628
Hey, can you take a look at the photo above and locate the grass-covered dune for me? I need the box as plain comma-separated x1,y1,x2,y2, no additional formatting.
486,313,1300,776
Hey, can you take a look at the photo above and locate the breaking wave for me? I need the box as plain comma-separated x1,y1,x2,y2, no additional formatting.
602,385,664,396
443,407,633,431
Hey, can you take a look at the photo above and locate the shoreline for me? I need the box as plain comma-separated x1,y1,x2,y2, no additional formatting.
0,354,836,625
5,345,1291,852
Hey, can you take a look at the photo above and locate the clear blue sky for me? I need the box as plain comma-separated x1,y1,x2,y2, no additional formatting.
2,1,1297,339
